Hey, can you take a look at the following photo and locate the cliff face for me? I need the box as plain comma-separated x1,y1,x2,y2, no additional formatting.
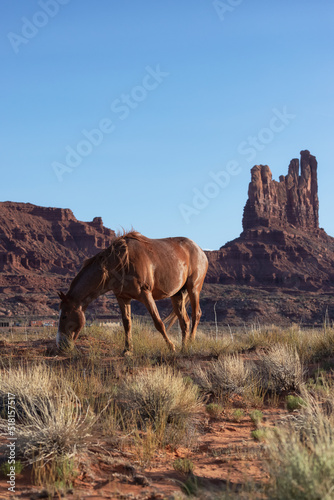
0,202,115,275
242,150,319,232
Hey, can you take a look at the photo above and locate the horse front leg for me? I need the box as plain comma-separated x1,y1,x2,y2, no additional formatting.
116,297,133,354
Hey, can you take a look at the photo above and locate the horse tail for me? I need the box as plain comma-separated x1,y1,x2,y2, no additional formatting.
165,289,190,332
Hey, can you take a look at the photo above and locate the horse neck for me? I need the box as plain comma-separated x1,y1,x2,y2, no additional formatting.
68,261,109,308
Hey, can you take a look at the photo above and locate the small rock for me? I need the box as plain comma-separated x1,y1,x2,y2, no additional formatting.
133,474,151,486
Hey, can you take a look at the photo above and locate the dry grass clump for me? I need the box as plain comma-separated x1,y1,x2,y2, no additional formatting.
0,363,95,465
86,324,124,353
8,389,93,465
184,330,232,357
0,362,54,396
194,354,252,397
118,366,201,447
32,456,78,496
131,327,174,359
265,389,334,500
257,344,304,393
308,372,334,417
59,358,118,412
0,363,56,421
90,320,236,360
88,319,177,360
246,325,334,364
303,327,334,362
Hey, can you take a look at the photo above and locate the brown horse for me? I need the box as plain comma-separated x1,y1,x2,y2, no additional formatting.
57,231,208,353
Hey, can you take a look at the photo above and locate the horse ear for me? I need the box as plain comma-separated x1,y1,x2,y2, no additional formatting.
58,291,68,302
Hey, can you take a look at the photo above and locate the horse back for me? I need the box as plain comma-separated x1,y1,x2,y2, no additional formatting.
126,236,207,296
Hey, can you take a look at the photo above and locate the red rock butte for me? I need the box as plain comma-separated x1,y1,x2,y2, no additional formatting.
242,150,319,232
206,150,334,294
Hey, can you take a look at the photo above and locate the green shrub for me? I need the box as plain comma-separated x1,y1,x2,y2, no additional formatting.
249,410,264,427
0,460,23,476
251,428,267,442
206,403,224,418
173,458,194,475
181,474,199,496
286,395,307,412
231,409,245,423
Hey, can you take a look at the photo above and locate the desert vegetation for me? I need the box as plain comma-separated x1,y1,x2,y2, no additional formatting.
0,320,334,498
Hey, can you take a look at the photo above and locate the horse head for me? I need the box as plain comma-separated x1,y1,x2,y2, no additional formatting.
56,291,86,349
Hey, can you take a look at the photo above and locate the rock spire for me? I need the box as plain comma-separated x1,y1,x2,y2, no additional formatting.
242,150,319,231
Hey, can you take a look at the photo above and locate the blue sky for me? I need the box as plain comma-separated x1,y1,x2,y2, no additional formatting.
1,0,333,249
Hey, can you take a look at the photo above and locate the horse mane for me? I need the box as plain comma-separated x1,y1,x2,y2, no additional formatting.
68,230,148,295
118,230,151,245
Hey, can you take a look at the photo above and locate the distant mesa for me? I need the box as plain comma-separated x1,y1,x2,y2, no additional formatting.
0,202,115,275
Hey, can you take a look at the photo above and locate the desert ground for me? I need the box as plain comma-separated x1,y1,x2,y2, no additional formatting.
1,320,334,499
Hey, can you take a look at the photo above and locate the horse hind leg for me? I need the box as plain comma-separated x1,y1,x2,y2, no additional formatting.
117,297,133,354
187,287,202,342
171,290,190,350
141,291,176,352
